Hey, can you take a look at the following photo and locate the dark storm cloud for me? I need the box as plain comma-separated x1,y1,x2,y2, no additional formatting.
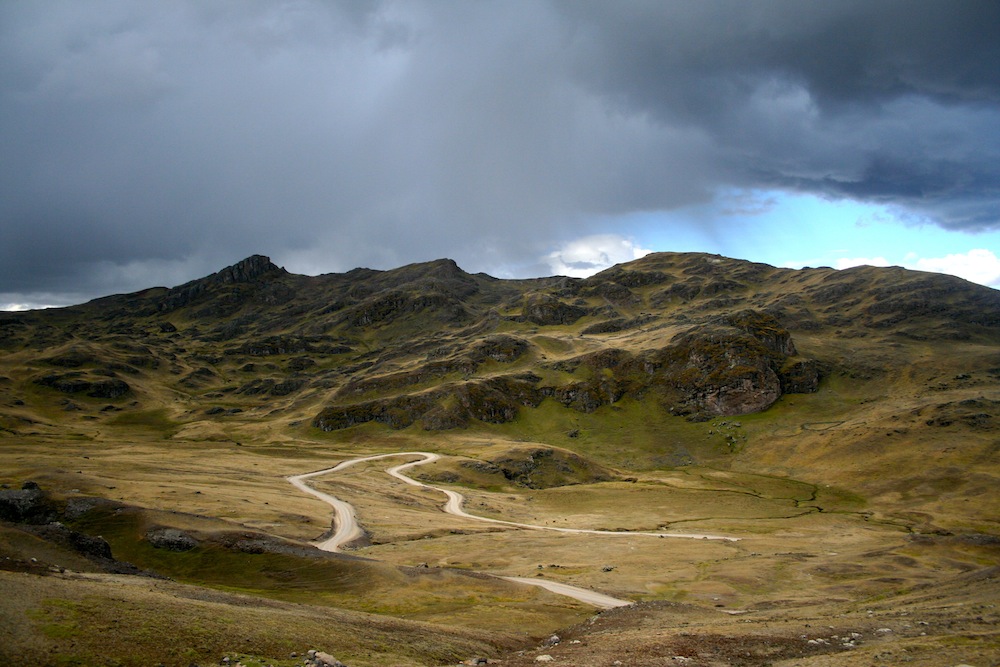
560,1,1000,219
1,0,998,306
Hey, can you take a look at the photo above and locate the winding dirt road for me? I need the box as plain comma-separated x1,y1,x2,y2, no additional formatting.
287,451,738,608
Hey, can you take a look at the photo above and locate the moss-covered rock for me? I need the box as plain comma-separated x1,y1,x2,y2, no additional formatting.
779,358,821,393
484,447,616,489
656,326,786,418
33,373,131,398
521,294,588,326
314,375,544,431
468,335,530,363
724,310,796,355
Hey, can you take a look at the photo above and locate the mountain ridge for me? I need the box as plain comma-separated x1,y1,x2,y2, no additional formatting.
4,252,998,428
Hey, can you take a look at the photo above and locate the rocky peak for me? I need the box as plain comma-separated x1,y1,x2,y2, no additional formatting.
211,255,285,284
151,255,288,314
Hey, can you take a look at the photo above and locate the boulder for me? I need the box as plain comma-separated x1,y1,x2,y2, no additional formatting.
146,527,198,551
68,531,113,560
0,483,59,524
306,650,346,667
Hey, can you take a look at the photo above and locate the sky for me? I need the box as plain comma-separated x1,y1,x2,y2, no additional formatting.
2,0,999,310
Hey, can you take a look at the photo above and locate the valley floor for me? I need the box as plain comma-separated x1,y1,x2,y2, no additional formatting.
3,427,998,667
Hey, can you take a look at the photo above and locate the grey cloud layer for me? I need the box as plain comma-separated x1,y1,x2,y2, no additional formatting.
1,0,997,303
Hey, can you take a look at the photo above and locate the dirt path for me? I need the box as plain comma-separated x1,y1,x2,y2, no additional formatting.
287,451,738,609
384,453,739,541
500,577,632,609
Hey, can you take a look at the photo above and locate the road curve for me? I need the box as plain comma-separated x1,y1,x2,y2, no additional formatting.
287,452,420,552
287,451,739,608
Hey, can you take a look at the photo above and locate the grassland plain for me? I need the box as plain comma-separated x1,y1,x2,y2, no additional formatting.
1,252,998,666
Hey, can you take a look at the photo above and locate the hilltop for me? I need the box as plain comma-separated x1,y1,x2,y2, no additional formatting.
1,252,998,666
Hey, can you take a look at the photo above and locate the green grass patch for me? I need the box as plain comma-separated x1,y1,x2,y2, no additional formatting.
27,599,83,640
106,408,178,436
812,484,867,510
484,396,731,471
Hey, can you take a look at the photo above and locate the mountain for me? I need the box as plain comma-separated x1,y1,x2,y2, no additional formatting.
4,252,998,450
1,253,998,666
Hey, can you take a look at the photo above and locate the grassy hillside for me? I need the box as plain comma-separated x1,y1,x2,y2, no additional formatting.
1,252,997,665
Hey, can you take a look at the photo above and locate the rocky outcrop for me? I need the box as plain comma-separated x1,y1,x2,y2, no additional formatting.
86,378,132,398
146,527,198,551
779,358,821,394
0,481,60,524
456,376,544,423
213,255,284,284
657,323,789,418
484,448,615,489
918,397,1000,430
587,267,671,288
33,372,91,394
153,255,290,315
33,373,131,398
304,650,347,667
42,347,100,368
521,294,588,326
227,335,352,357
581,281,640,306
654,279,704,304
547,378,627,413
0,483,122,566
314,376,545,431
62,528,114,560
236,377,306,397
469,335,530,363
538,348,646,413
724,310,796,355
419,447,616,489
314,393,436,431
